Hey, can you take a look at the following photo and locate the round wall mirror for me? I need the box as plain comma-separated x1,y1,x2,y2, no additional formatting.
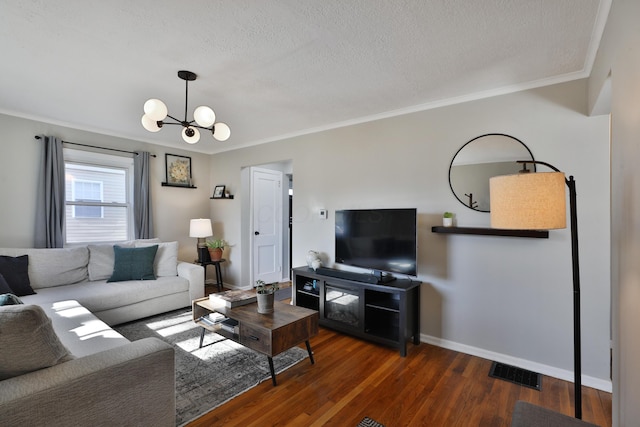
448,134,535,212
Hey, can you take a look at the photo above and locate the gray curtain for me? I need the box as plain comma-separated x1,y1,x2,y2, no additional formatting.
34,136,65,248
134,151,154,239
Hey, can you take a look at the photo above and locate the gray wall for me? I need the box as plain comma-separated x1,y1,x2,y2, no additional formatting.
589,0,640,425
208,79,611,391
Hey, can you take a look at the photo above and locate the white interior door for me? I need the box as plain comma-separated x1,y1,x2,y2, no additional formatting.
251,167,283,285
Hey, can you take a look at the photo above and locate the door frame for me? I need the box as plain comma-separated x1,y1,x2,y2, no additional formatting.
241,161,292,288
250,166,283,285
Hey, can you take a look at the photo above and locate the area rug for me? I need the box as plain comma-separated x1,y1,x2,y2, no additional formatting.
114,308,308,426
358,417,385,427
357,417,385,427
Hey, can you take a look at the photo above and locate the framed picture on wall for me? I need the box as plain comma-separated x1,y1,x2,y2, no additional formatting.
212,185,226,199
165,154,192,186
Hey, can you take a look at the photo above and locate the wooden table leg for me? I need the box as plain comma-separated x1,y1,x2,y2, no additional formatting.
199,327,205,348
267,357,277,386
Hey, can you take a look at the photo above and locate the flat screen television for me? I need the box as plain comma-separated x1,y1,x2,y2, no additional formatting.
335,208,417,278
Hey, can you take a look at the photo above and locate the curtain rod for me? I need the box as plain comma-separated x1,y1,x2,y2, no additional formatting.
34,136,156,157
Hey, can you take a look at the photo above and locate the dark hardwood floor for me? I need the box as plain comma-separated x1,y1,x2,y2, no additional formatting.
186,325,611,427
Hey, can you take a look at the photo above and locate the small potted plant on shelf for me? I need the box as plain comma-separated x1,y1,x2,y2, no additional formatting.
255,279,280,314
205,238,227,261
443,212,454,227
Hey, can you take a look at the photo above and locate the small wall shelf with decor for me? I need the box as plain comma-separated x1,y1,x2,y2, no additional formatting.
210,184,234,199
431,226,549,239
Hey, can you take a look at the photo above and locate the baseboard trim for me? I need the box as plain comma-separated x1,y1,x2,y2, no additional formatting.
420,333,612,393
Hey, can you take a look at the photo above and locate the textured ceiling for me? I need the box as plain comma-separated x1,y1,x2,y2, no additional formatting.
0,0,610,154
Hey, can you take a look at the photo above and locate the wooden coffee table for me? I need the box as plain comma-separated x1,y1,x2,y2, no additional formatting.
193,297,318,385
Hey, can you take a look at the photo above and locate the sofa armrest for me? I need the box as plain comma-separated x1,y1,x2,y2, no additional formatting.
178,261,205,301
0,337,175,427
511,401,599,427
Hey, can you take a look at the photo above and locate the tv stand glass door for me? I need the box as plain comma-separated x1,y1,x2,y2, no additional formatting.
324,283,361,330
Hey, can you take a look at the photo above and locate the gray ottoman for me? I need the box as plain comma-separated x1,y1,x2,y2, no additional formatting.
511,401,599,427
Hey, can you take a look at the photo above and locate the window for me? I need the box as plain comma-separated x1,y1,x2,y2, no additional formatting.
72,179,103,218
64,149,134,244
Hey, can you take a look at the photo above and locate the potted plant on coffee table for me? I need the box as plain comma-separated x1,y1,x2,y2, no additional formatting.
255,280,279,314
205,238,227,261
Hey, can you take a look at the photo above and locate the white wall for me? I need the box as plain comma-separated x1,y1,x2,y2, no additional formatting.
589,0,640,424
0,113,212,262
210,79,611,390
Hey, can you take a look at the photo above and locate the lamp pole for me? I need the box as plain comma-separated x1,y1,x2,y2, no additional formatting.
568,175,582,419
517,161,581,419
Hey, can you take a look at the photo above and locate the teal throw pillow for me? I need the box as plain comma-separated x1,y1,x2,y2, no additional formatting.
107,245,158,282
0,293,23,306
0,255,35,296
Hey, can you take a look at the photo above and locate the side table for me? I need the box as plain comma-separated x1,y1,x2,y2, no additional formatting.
196,259,226,292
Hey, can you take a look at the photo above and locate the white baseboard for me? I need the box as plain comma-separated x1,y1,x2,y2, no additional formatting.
420,333,612,393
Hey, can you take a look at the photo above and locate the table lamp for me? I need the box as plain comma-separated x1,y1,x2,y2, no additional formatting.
190,218,212,263
490,160,582,419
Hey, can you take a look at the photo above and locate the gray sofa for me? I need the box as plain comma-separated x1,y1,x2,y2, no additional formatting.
0,241,204,426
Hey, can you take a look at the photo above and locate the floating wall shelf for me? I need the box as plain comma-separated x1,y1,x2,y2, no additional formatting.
210,195,234,200
431,226,549,239
161,183,197,189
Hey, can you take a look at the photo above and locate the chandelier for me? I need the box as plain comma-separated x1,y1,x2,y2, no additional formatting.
141,70,231,144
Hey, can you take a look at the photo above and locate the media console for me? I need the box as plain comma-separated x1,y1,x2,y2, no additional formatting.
292,266,421,356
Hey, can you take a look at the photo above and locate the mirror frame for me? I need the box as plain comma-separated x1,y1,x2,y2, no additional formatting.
448,133,535,212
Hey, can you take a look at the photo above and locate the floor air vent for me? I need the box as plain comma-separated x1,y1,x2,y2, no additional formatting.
489,361,542,391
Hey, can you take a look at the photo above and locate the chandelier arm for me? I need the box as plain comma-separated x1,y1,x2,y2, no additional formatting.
189,123,214,131
164,114,182,124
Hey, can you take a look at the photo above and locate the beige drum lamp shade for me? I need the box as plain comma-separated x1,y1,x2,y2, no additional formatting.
490,172,566,230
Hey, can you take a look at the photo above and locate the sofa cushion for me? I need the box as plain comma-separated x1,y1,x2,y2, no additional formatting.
0,304,74,380
0,247,89,289
136,241,178,277
108,245,158,282
0,255,35,296
20,276,190,325
29,299,130,357
0,293,23,306
0,273,13,294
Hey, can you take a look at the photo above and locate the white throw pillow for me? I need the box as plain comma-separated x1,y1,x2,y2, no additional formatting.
135,241,178,277
87,242,135,281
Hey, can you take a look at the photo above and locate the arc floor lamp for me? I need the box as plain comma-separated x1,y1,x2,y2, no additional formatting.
490,160,582,419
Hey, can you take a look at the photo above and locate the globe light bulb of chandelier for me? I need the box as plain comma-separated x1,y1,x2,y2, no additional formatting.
141,114,162,132
212,122,231,141
182,126,200,144
194,106,216,127
143,99,168,121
